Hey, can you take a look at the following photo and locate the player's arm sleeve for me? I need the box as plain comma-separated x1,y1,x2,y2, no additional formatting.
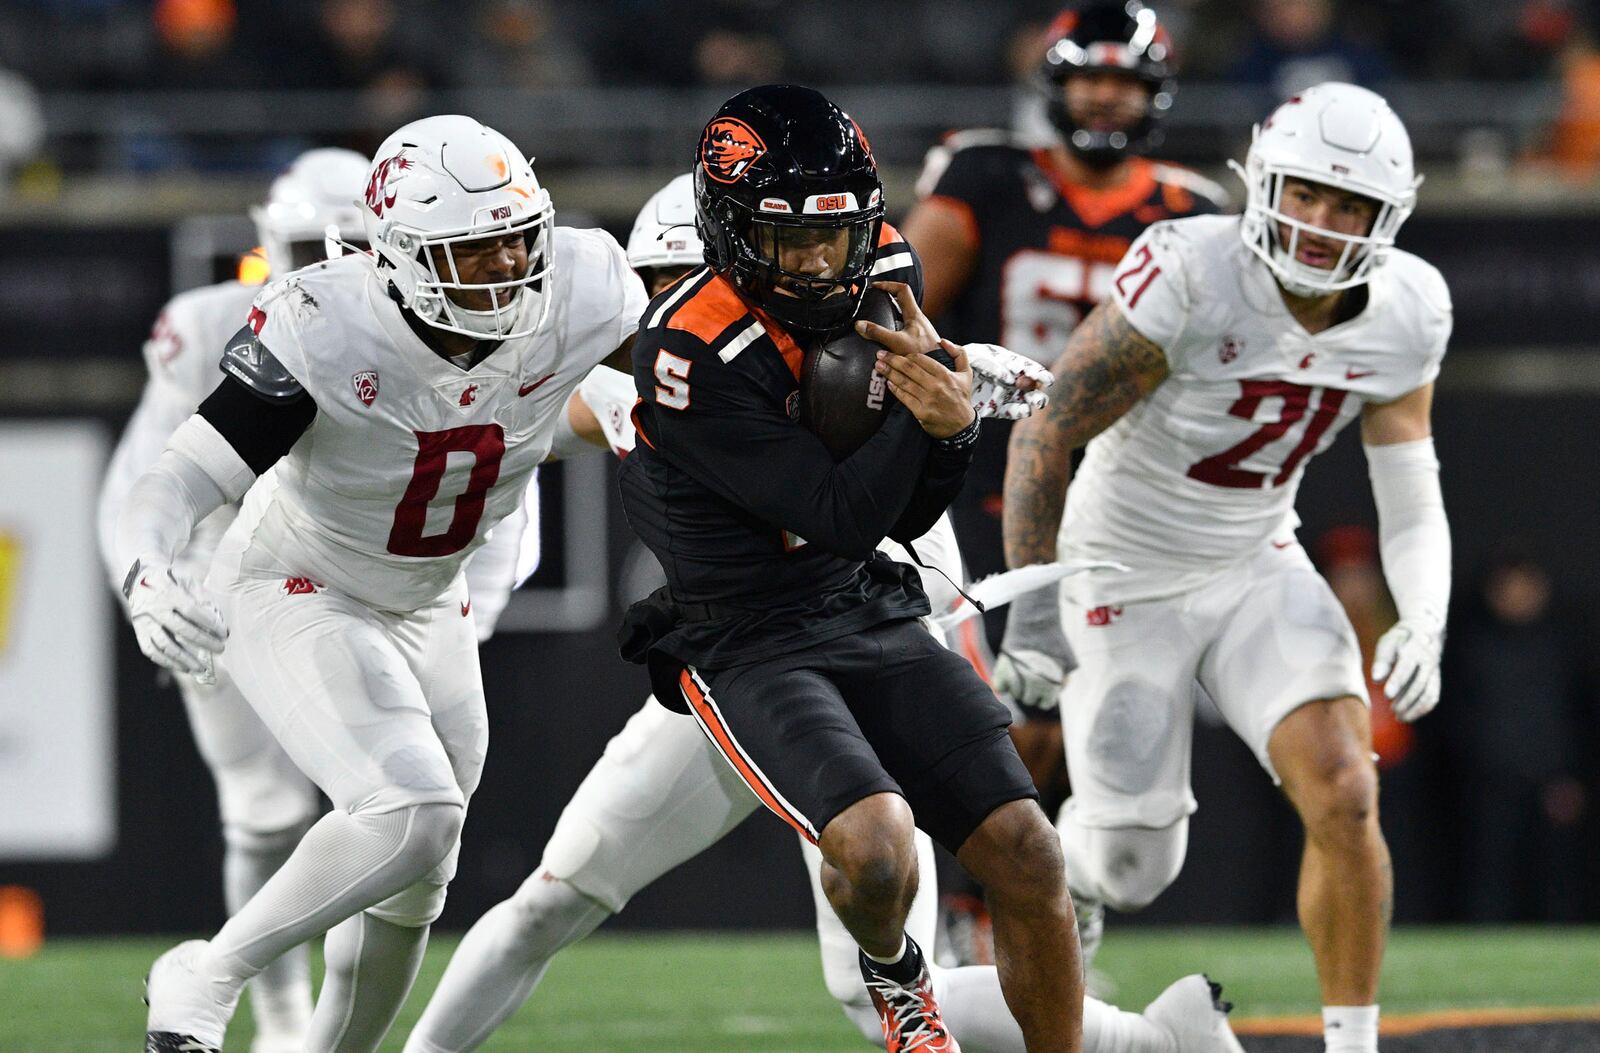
1367,436,1450,632
1107,221,1191,364
113,413,257,581
1366,273,1453,632
646,338,934,559
888,350,979,542
97,371,207,592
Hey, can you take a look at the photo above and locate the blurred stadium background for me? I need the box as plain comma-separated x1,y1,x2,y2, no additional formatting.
0,0,1598,1048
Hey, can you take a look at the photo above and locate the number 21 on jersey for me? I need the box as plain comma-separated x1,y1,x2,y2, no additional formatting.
1188,381,1349,489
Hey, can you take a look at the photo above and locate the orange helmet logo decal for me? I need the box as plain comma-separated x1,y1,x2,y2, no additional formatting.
701,118,767,184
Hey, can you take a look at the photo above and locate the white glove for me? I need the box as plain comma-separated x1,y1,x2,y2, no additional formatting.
122,558,227,685
1371,618,1443,723
965,343,1053,422
992,578,1075,711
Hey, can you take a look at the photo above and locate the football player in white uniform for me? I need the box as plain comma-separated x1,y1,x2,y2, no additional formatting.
96,146,369,1053
1000,84,1451,1053
401,174,1244,1053
118,115,647,1053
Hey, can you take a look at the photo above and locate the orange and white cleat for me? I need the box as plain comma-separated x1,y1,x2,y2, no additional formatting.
858,938,962,1053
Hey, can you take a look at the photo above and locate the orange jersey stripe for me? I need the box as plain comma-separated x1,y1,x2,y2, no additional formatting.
679,668,819,844
666,273,749,344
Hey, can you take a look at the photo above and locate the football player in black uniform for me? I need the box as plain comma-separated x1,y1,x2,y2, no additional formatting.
903,0,1229,804
619,85,1083,1052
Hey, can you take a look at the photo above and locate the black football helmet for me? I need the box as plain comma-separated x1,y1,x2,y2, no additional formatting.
1039,1,1176,167
694,84,885,335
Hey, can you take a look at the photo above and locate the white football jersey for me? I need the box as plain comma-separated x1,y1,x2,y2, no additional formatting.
216,227,647,612
1062,214,1451,604
98,280,257,589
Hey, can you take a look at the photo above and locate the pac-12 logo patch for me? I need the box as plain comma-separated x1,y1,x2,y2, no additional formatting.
352,370,379,407
702,118,767,184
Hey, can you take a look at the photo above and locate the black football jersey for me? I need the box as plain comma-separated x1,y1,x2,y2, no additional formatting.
919,130,1228,362
619,226,976,670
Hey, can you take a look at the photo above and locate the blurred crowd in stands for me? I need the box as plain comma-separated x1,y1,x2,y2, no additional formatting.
2,0,1600,177
2,0,1598,92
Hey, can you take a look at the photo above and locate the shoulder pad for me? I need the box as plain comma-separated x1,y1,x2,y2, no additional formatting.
942,128,1024,152
1151,163,1234,212
916,129,1025,198
219,325,304,401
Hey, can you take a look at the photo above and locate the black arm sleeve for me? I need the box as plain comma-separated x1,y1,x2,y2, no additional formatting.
887,347,977,542
649,364,934,559
196,373,316,475
889,421,977,543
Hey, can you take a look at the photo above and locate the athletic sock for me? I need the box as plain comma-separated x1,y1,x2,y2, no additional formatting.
1323,1005,1379,1053
224,828,313,1040
402,875,611,1053
304,912,429,1053
861,934,923,986
199,805,457,1000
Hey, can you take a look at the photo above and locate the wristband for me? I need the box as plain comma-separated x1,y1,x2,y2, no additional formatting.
936,417,980,452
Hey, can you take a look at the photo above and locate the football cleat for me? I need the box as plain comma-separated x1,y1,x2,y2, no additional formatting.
1141,974,1246,1053
144,940,236,1053
144,1033,220,1053
859,943,962,1053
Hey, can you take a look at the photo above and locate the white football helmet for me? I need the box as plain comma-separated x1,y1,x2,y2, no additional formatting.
362,114,554,340
250,147,370,278
1230,82,1420,297
625,172,704,271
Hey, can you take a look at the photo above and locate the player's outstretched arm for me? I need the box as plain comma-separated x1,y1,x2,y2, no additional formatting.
1362,382,1450,722
1002,300,1168,570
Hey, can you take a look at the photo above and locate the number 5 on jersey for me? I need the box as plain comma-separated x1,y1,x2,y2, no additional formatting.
654,351,692,410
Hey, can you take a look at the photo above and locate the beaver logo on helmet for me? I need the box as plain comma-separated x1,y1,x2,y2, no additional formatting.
701,118,767,184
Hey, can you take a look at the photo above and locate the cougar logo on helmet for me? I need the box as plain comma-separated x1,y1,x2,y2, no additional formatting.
701,118,767,184
364,152,412,217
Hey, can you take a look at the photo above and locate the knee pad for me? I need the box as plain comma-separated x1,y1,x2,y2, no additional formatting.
503,871,613,958
368,877,449,928
1059,815,1188,913
352,800,464,885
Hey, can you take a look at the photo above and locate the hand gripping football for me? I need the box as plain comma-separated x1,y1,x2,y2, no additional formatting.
799,287,901,460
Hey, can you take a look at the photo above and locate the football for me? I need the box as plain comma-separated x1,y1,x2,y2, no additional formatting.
799,287,901,460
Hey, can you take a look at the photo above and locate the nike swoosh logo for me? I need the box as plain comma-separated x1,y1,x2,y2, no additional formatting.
519,373,557,397
1272,541,1294,549
1345,368,1376,380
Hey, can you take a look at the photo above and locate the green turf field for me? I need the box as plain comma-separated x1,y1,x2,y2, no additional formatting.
2,927,1596,1052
